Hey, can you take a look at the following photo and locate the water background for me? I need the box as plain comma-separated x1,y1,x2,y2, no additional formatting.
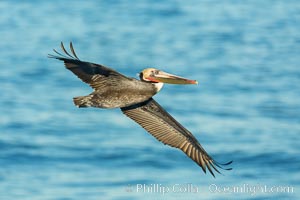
0,1,299,199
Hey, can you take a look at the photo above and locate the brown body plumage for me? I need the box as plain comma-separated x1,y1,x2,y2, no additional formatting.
48,42,232,177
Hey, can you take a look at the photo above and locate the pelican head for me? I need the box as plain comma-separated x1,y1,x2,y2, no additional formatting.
139,68,198,92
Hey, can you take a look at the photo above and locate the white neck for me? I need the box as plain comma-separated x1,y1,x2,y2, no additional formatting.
154,82,164,92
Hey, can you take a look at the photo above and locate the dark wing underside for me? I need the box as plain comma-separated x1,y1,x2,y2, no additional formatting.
121,98,232,177
48,42,130,90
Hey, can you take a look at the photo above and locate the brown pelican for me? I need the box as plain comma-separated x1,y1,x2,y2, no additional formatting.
48,42,232,177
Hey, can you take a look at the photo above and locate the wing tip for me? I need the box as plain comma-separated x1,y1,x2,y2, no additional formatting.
215,160,233,170
48,41,80,61
199,159,233,177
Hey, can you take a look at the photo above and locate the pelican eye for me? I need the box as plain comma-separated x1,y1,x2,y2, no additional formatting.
151,70,159,76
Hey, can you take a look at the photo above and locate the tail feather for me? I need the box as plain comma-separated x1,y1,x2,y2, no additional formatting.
73,96,92,107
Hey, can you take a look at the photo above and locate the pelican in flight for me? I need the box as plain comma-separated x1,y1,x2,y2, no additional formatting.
49,42,232,177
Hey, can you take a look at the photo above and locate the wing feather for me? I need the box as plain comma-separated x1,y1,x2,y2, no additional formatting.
121,98,232,176
48,42,129,90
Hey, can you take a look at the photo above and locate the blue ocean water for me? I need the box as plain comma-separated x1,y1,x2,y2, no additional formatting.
0,0,299,199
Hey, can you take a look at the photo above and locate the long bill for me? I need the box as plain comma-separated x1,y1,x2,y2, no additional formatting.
149,70,198,85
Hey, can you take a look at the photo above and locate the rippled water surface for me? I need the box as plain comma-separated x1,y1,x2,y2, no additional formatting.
1,1,300,199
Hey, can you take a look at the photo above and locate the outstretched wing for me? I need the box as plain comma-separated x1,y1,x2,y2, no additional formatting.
48,42,130,90
121,98,232,177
